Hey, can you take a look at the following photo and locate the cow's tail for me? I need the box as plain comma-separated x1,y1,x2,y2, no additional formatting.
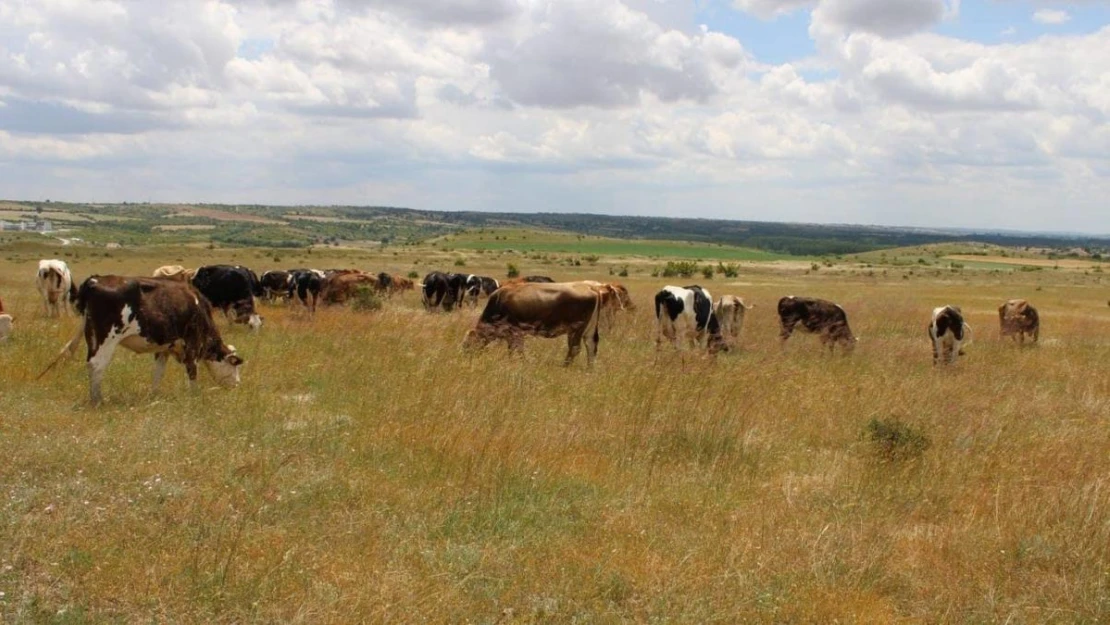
586,288,603,343
37,315,86,380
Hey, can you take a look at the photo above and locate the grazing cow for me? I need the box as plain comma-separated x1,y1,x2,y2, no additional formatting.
287,269,326,313
654,285,727,353
42,276,244,405
36,259,77,317
422,271,466,311
463,281,606,366
464,275,500,307
579,280,634,327
152,265,196,282
715,295,753,344
321,272,379,305
191,265,263,330
387,274,415,297
930,305,972,365
777,296,856,352
260,270,293,302
999,299,1039,344
0,294,11,341
376,272,393,294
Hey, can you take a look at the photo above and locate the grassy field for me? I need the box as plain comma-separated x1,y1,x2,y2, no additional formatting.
439,228,793,262
2,239,1110,622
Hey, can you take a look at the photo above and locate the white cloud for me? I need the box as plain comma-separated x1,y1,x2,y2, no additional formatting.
0,0,1109,231
1033,9,1071,25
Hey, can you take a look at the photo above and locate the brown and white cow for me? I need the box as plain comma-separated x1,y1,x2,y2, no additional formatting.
998,299,1039,344
930,305,972,365
0,294,11,341
42,276,244,405
777,296,857,352
463,281,606,366
37,259,77,317
715,295,753,344
152,265,197,282
320,272,380,305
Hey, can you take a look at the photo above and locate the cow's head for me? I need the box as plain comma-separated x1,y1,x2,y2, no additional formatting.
204,342,245,387
232,300,263,331
462,329,490,351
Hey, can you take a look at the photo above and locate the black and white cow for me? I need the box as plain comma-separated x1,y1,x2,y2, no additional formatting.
42,275,244,405
929,305,972,365
287,269,326,313
654,285,727,353
464,275,499,307
0,293,11,341
191,265,263,330
422,271,467,311
259,270,293,302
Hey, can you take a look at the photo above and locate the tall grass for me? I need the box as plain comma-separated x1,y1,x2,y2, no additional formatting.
1,243,1109,622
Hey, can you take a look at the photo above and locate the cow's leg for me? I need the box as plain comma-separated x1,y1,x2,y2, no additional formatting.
585,326,599,366
152,353,169,393
565,330,583,366
931,335,941,366
779,321,796,347
87,342,118,405
185,359,199,390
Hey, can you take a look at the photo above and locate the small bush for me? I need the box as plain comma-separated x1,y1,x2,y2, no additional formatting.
507,263,520,278
700,265,714,279
865,418,930,461
618,265,629,277
661,260,699,278
407,270,419,279
351,286,383,312
454,258,466,267
717,262,740,278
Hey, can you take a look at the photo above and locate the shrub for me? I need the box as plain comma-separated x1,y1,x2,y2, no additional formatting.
865,418,930,461
454,258,466,267
700,265,714,279
717,262,740,278
407,270,419,279
350,286,383,312
507,263,520,278
661,260,699,278
618,265,629,277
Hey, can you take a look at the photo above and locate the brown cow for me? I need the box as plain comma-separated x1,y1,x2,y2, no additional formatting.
41,276,244,405
320,272,380,305
152,265,196,282
387,275,415,297
999,299,1039,344
777,296,856,352
715,295,753,344
463,282,607,366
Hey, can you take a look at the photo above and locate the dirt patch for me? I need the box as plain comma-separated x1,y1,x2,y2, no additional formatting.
154,224,217,231
170,207,286,225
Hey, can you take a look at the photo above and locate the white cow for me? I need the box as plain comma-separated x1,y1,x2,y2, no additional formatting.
36,259,75,317
929,305,972,365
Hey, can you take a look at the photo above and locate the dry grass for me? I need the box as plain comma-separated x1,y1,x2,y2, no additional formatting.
1,242,1109,623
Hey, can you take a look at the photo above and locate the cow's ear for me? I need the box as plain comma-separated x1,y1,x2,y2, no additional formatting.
226,354,244,366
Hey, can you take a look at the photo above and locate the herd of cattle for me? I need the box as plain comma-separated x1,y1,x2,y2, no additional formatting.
2,258,1043,404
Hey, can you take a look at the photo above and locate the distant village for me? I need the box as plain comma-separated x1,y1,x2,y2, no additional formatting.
0,218,53,232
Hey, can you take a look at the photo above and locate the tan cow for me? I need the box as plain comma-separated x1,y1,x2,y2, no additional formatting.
387,275,415,297
463,281,607,367
152,265,197,282
0,294,11,341
999,299,1039,344
320,272,380,305
715,295,753,344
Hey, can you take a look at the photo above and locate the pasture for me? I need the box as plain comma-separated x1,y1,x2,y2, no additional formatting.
1,239,1109,623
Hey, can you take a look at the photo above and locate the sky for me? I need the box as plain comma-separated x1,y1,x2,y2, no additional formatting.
0,0,1108,233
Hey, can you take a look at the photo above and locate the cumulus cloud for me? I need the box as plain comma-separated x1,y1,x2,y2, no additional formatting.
484,0,747,108
1033,9,1071,25
1,0,1109,231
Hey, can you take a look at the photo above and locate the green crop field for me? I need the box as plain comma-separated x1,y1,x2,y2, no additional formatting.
2,236,1109,622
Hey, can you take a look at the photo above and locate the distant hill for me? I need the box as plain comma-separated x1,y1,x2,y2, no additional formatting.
2,200,1108,257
